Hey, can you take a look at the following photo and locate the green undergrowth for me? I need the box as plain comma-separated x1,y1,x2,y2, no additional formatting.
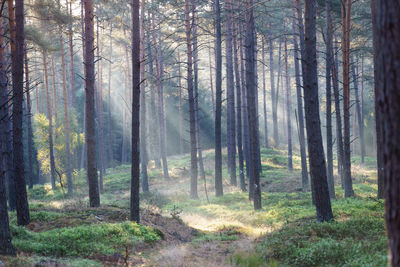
10,222,162,257
258,216,386,266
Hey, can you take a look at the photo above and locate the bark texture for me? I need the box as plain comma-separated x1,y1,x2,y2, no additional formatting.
303,0,333,222
371,0,400,263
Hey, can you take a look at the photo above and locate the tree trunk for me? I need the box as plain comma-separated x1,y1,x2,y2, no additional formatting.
273,41,282,148
96,20,105,192
68,0,75,108
325,0,335,198
146,21,161,168
192,0,207,193
59,29,73,196
233,18,246,192
6,0,16,212
341,0,354,197
107,26,113,167
84,0,100,207
214,0,223,197
42,52,57,191
225,0,237,186
0,16,15,254
245,0,261,210
371,0,400,263
370,1,383,200
350,56,365,164
140,0,148,192
303,0,333,222
332,39,344,188
240,21,250,181
268,38,278,149
24,47,34,189
185,0,198,198
130,0,141,223
12,0,30,225
177,52,184,154
208,46,215,119
291,2,309,190
283,20,293,171
261,37,269,149
50,55,58,122
155,23,169,179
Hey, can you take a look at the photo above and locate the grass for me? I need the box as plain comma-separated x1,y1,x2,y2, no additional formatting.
3,148,386,266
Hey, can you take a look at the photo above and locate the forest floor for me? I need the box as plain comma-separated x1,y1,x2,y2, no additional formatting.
0,148,388,266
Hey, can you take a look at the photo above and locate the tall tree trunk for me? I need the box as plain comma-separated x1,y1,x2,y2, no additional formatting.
130,0,140,223
208,46,215,119
155,22,169,179
24,47,34,189
268,37,277,149
214,0,223,197
177,52,184,154
0,16,15,254
140,0,148,192
225,0,237,186
291,2,309,189
185,0,198,198
303,0,333,222
67,0,75,108
273,41,282,148
96,19,105,192
107,25,113,167
50,55,58,122
42,52,57,190
233,18,246,192
370,1,383,200
283,20,293,171
13,0,30,225
350,56,365,164
84,0,100,207
6,0,16,211
332,39,344,188
371,0,400,263
325,0,335,198
240,20,250,181
341,0,354,197
245,0,261,210
261,37,269,149
146,22,161,168
192,0,207,191
59,29,73,196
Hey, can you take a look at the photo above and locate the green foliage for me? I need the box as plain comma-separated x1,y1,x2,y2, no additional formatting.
11,222,161,257
258,210,387,266
33,113,84,186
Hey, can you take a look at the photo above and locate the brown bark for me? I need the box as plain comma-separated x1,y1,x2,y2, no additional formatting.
185,0,198,198
84,0,100,207
341,0,354,197
303,0,333,222
13,0,30,225
371,0,400,263
283,19,293,171
225,0,237,186
214,0,223,197
0,16,15,255
140,0,148,192
130,0,141,223
245,0,261,210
